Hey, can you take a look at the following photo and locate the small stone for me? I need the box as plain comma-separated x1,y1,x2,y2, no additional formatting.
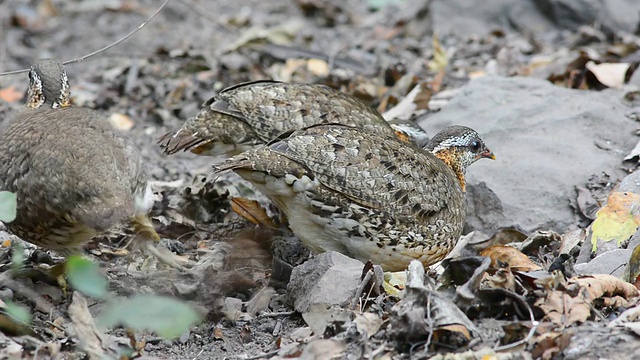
287,252,364,313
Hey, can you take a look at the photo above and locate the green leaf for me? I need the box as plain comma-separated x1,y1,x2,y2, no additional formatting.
0,191,17,223
66,256,107,299
11,242,24,272
97,295,201,339
367,0,404,11
5,301,32,325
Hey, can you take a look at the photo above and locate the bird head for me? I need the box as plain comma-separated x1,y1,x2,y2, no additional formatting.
425,125,495,191
26,58,71,109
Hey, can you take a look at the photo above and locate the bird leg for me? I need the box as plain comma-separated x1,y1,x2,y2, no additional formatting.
129,214,190,272
130,214,160,242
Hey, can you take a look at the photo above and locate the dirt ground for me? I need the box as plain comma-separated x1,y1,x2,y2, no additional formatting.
2,0,640,359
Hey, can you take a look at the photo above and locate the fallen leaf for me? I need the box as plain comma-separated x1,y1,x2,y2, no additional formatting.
306,58,329,77
0,86,23,103
383,271,406,297
427,34,448,72
480,245,542,272
300,339,345,359
480,267,517,292
230,197,278,228
627,244,640,287
535,273,640,326
213,325,224,340
590,191,640,252
302,304,352,336
109,113,135,131
624,139,640,162
585,61,631,88
354,312,383,338
69,292,109,359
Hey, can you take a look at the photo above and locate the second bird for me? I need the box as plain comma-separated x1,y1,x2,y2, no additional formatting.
158,80,424,156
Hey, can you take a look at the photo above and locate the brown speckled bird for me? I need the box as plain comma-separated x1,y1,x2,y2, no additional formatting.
158,80,425,156
0,59,158,254
214,124,494,271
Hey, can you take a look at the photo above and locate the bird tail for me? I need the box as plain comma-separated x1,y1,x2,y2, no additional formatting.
212,155,253,174
157,128,210,155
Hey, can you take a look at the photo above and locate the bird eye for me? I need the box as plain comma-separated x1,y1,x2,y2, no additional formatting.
469,141,480,152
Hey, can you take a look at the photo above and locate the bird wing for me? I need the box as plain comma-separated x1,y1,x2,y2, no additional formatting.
216,124,464,220
217,82,394,142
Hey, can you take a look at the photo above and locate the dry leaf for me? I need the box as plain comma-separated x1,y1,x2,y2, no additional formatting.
535,274,640,326
306,59,330,77
0,86,23,103
624,139,640,162
627,244,640,287
109,113,135,131
383,271,406,297
354,312,383,339
230,197,278,228
480,267,517,292
213,325,224,339
479,245,542,272
590,191,640,252
585,61,631,88
427,34,448,72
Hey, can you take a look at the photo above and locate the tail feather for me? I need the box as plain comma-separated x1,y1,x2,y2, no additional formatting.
157,129,210,155
212,156,254,174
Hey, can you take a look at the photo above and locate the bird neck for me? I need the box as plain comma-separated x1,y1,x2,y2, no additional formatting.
432,149,466,192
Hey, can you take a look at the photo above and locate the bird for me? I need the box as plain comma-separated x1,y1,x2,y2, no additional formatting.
213,124,494,271
157,80,427,156
0,58,159,255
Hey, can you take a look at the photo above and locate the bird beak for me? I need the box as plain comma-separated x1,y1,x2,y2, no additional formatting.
478,149,496,160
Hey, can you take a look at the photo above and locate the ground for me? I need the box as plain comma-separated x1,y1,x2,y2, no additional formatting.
2,0,640,359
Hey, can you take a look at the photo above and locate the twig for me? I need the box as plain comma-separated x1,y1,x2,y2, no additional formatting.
258,311,295,318
493,290,539,352
179,0,234,31
0,0,173,77
350,269,373,310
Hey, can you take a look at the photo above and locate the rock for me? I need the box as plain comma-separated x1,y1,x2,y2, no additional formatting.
418,76,637,234
575,249,632,278
533,0,640,34
431,0,640,36
287,252,364,313
431,0,555,36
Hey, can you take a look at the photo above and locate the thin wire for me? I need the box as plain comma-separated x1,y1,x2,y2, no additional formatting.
0,0,173,77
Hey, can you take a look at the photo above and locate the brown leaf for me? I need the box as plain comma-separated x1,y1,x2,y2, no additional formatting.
573,274,640,301
535,274,640,326
109,113,135,131
230,197,278,228
0,86,23,103
213,325,224,340
480,245,542,272
481,267,517,292
535,288,591,326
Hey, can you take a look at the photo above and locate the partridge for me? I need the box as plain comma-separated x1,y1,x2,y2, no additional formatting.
0,59,158,254
213,124,494,271
158,80,424,156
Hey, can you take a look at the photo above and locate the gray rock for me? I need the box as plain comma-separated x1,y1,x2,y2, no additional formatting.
287,252,364,313
419,76,637,234
575,249,631,277
431,0,640,36
533,0,640,33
